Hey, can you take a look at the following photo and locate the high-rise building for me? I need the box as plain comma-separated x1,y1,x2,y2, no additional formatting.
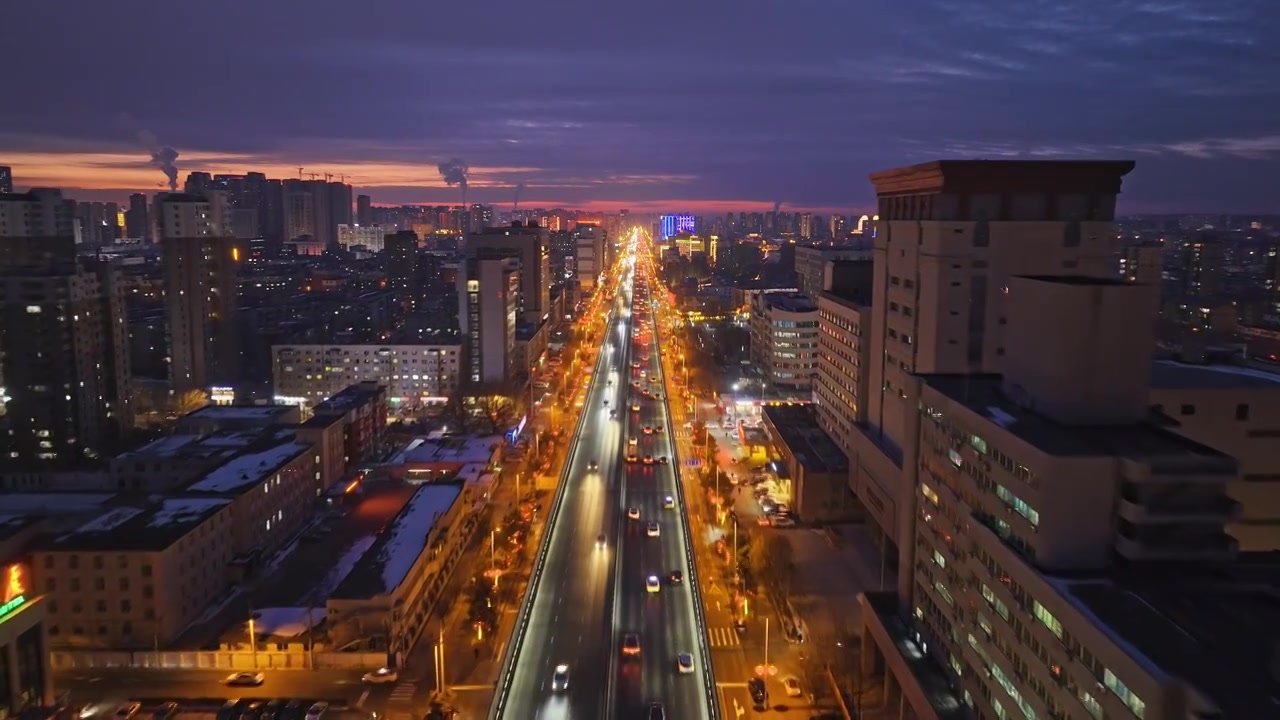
157,192,243,394
469,222,551,326
338,224,389,252
0,165,12,193
385,230,419,310
794,245,872,299
125,192,150,241
573,224,605,291
458,257,519,386
1118,241,1162,285
0,189,133,469
1180,234,1221,297
748,292,819,390
356,194,373,225
659,214,696,241
844,160,1135,563
281,179,352,247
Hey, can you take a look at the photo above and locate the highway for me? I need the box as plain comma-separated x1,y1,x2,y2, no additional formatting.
492,250,717,719
613,271,716,719
56,668,366,710
492,263,633,719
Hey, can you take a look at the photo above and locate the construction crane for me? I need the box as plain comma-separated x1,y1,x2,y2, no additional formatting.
307,172,318,181
325,173,333,183
297,167,304,179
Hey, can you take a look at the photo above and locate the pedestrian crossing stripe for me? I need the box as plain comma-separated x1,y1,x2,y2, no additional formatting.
707,626,741,647
685,459,702,467
388,683,417,702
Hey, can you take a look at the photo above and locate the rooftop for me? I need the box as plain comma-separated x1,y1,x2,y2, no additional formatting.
1062,575,1280,718
42,496,230,552
331,483,463,599
312,381,385,415
762,405,848,474
0,514,42,543
392,435,502,467
186,440,312,494
1150,360,1280,391
868,159,1136,197
762,292,817,313
182,404,294,423
920,373,1235,463
0,493,116,515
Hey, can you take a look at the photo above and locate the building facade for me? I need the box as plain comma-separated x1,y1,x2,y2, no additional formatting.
458,257,519,386
272,344,460,407
748,291,819,390
469,222,551,327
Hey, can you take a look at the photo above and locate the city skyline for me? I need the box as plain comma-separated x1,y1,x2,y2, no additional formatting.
3,1,1278,214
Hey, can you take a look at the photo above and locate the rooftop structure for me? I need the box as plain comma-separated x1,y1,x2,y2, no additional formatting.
331,483,464,599
186,440,312,494
762,405,848,473
42,496,231,551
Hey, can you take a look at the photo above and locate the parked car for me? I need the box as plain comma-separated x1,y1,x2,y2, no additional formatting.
223,672,265,687
362,667,398,684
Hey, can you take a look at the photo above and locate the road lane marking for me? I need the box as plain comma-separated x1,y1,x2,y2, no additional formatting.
355,690,370,708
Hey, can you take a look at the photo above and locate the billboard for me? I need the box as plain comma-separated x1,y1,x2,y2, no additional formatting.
660,214,696,241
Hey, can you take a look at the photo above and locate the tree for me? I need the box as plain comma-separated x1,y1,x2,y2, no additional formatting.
748,533,795,598
173,389,209,416
476,394,515,435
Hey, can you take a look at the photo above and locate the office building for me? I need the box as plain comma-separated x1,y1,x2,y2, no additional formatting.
0,166,12,193
845,160,1134,558
385,230,418,309
157,192,243,394
0,190,133,469
573,224,604,291
356,194,372,225
469,222,551,326
272,343,461,407
861,273,1258,720
659,214,695,241
458,257,519,386
814,276,872,458
748,291,819,390
794,245,872,299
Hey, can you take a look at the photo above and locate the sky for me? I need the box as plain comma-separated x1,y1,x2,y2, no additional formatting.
2,0,1277,214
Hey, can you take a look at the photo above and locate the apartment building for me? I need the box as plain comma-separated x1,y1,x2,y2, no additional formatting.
327,482,470,664
307,381,389,468
794,244,872,298
458,257,520,386
30,431,317,650
814,290,870,459
272,343,461,407
749,291,819,390
860,274,1257,719
337,224,389,252
846,160,1135,568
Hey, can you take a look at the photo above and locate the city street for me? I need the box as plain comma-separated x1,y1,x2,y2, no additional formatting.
56,668,367,710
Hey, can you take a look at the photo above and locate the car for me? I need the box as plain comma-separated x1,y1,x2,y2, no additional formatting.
602,399,609,406
757,516,771,527
627,453,639,463
643,455,654,464
224,672,265,686
646,521,660,537
658,456,669,465
653,424,664,433
640,370,647,378
154,703,179,720
662,495,675,508
622,633,641,656
647,704,666,720
610,410,618,420
748,677,768,705
629,437,638,447
236,703,264,720
631,362,640,368
627,507,641,520
551,663,570,691
646,575,661,593
114,704,141,720
643,425,653,434
588,459,598,471
771,515,796,528
631,403,641,411
304,703,327,720
677,653,695,674
783,675,803,697
669,570,683,584
596,532,607,548
362,667,398,684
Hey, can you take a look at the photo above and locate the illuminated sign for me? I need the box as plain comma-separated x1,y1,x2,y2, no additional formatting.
0,595,26,623
506,414,529,444
5,563,27,603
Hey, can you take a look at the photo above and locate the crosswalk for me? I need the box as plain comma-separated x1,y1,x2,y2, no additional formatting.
707,626,741,648
388,681,418,704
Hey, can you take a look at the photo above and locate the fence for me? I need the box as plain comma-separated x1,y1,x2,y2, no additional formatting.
49,649,386,672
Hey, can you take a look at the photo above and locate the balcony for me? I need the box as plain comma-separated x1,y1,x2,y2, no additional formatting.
1117,492,1239,525
1114,530,1238,563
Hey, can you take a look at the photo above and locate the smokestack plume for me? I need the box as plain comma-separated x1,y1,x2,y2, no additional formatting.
513,181,526,210
437,158,469,206
116,115,180,191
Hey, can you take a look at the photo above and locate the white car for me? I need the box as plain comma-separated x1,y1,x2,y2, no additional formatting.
223,671,264,686
552,664,570,691
783,675,803,697
646,575,661,593
677,653,695,674
663,495,675,509
362,667,398,684
627,507,641,520
646,521,660,537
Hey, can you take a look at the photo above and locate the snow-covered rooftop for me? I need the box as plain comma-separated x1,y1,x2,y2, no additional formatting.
120,434,201,458
45,495,228,552
392,435,501,466
0,493,115,514
246,607,324,638
187,441,311,494
330,483,463,599
147,497,232,528
186,405,292,420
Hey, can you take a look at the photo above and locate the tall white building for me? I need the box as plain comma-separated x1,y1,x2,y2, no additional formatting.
574,224,604,291
338,224,389,252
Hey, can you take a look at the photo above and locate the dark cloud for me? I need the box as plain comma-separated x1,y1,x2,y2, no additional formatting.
2,0,1277,212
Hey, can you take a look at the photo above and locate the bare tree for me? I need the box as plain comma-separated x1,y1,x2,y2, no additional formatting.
173,389,209,416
